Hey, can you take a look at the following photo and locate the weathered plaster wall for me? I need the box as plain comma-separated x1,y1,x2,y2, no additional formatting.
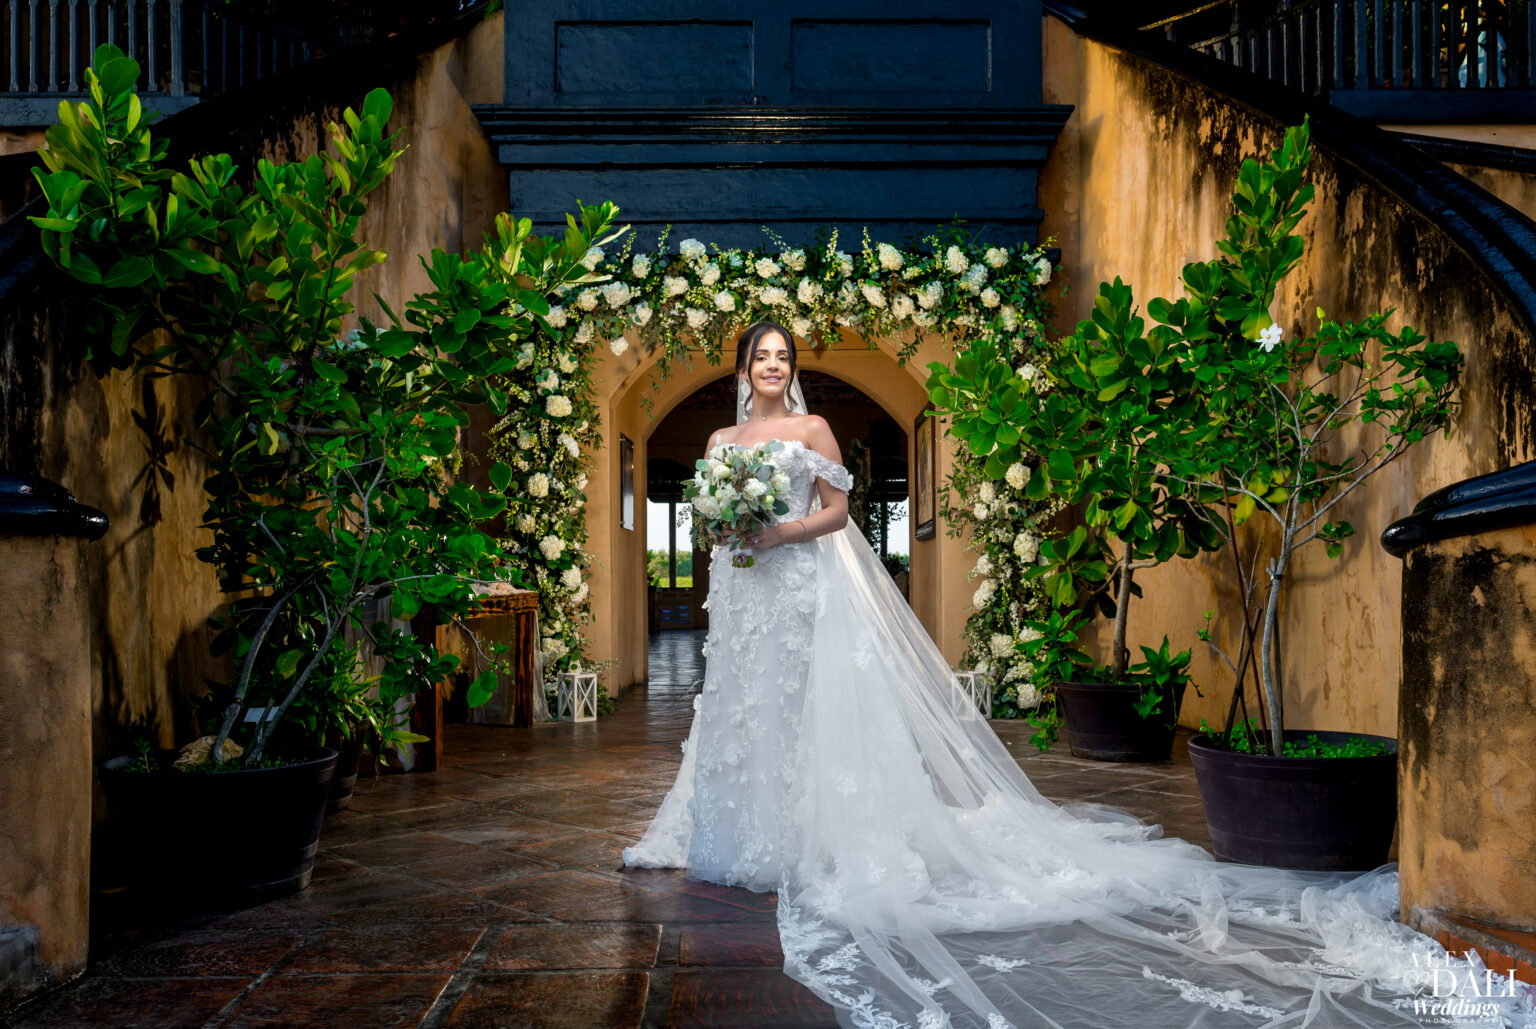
1039,17,1536,736
0,13,506,771
586,331,971,695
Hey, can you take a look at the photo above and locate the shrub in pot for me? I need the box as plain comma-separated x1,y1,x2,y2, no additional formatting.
35,48,623,901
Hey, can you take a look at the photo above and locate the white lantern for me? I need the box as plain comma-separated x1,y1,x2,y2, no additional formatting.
950,669,992,717
556,663,599,722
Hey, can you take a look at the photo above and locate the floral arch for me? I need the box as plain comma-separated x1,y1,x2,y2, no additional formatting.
498,225,1061,718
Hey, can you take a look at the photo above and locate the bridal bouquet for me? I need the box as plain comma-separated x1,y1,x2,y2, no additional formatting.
686,441,792,567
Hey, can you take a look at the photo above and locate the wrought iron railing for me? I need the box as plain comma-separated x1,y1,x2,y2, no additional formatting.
1152,1,1536,116
1,0,312,121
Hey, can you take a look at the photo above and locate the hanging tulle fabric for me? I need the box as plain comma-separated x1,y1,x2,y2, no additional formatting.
624,436,1536,1028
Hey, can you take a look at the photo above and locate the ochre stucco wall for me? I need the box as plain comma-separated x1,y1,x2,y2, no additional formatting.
585,331,974,696
1039,17,1536,737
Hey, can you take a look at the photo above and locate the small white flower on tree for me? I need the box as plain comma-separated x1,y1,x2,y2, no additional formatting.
1257,323,1284,352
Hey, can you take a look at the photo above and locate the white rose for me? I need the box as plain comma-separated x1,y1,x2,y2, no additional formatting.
1032,256,1053,286
945,246,969,275
664,275,689,298
560,567,582,590
576,290,599,311
769,472,790,493
713,290,735,312
545,306,568,328
631,255,651,278
580,246,604,271
981,287,1000,308
759,286,788,306
546,395,573,417
754,257,781,278
797,278,823,304
600,281,631,308
1017,363,1039,385
693,495,721,519
712,463,732,481
528,473,550,498
891,294,915,320
743,478,768,500
1005,463,1030,490
781,249,807,271
984,247,1009,269
679,239,706,261
859,282,886,308
632,303,653,327
700,263,721,286
876,243,903,271
686,308,708,330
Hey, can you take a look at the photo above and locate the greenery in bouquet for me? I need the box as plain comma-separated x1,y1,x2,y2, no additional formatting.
686,440,793,567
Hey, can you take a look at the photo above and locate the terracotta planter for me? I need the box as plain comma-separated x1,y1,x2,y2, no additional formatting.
99,746,337,905
1187,730,1397,870
1056,680,1186,762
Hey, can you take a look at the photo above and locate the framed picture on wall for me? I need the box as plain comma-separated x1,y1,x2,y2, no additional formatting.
913,410,936,541
619,434,635,531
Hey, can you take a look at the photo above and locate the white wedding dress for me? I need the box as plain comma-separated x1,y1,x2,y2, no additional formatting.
623,436,1535,1029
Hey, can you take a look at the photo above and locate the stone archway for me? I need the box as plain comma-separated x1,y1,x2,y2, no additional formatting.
584,333,979,696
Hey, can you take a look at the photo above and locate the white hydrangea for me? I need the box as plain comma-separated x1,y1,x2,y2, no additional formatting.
628,302,652,328
1016,683,1041,709
545,306,568,328
990,633,1014,658
541,637,568,661
859,282,886,308
981,287,1000,308
973,578,996,608
580,246,604,271
945,246,969,275
984,247,1009,269
876,243,903,271
575,289,599,312
1032,256,1053,285
528,473,550,498
513,513,535,533
515,344,534,369
538,535,566,561
976,553,992,576
1017,363,1038,385
700,263,721,286
714,290,736,312
917,281,943,310
517,429,535,449
754,257,781,278
833,251,853,277
790,316,813,337
781,248,807,271
631,254,651,278
679,238,707,261
572,582,589,605
728,253,743,268
999,305,1018,332
797,278,823,304
557,353,578,374
1005,463,1030,490
573,320,593,345
513,454,530,471
1013,531,1039,563
686,308,708,330
759,285,788,306
546,395,573,417
575,473,588,490
558,433,580,458
891,294,916,320
663,275,689,298
973,501,989,520
600,281,631,308
979,481,996,504
964,264,989,292
560,567,582,590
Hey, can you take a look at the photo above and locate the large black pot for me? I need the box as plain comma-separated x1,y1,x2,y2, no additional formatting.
1056,680,1186,761
99,746,337,905
1187,730,1397,871
326,731,367,815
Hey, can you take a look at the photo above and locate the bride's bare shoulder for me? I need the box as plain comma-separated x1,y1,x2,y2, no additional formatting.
705,425,738,453
788,414,840,460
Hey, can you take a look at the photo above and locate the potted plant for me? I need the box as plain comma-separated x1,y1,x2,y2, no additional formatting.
928,274,1223,761
37,47,622,902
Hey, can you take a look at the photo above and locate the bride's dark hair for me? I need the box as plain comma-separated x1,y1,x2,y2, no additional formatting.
735,321,797,378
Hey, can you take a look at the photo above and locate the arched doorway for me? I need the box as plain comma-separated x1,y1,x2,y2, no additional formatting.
586,333,977,699
642,371,911,654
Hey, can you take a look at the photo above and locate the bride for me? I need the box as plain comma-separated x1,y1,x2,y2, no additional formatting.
623,321,1532,1029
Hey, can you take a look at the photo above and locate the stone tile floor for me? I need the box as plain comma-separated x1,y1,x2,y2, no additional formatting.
11,633,1212,1029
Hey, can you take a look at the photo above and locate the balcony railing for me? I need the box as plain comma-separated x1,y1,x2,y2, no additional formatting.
1,0,313,123
1153,1,1536,120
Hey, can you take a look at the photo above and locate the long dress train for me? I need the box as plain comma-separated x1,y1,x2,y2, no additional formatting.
624,438,1535,1029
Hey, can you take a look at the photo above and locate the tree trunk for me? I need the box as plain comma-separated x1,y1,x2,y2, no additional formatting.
1111,537,1134,681
1259,531,1293,757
